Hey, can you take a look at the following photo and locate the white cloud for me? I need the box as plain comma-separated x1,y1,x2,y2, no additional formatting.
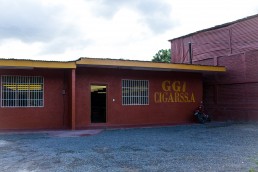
0,0,258,61
90,0,175,33
0,39,42,59
168,0,258,38
0,0,64,42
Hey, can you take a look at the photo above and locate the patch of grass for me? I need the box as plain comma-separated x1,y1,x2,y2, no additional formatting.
249,159,258,172
249,168,255,172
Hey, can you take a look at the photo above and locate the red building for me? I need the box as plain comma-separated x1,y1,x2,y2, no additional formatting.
0,58,225,130
169,14,258,121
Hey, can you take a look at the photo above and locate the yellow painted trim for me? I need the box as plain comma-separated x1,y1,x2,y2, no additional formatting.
3,84,42,90
76,58,226,72
0,59,76,69
0,58,226,72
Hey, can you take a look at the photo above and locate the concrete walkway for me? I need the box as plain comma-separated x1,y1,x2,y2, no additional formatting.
0,129,103,137
48,129,103,137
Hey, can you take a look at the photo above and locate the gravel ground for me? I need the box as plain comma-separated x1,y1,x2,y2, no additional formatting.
0,122,258,172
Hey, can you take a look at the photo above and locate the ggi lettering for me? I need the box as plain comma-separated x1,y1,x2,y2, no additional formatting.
162,80,186,92
154,80,195,103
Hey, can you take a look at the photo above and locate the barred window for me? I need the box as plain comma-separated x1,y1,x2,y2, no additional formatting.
1,76,44,107
122,79,149,105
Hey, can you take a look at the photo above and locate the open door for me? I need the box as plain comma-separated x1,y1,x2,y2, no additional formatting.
90,85,107,123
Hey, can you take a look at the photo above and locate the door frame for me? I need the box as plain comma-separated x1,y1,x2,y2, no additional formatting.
89,83,108,124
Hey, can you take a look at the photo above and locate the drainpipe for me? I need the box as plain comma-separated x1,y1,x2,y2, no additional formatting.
188,42,192,64
71,69,76,130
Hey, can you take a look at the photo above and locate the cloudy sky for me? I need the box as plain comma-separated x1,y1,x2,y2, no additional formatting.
1,0,258,61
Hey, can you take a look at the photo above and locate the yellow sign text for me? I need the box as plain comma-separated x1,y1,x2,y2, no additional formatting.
154,80,195,103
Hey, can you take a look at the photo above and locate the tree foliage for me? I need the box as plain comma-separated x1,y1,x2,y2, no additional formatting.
152,49,171,63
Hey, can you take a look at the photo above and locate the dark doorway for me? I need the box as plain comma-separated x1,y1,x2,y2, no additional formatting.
90,85,107,123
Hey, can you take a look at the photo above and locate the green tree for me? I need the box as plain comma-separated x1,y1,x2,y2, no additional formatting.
152,49,171,63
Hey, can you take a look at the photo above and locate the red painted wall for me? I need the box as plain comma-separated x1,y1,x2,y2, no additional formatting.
170,14,258,122
203,50,258,121
0,69,70,130
0,67,203,130
75,67,203,129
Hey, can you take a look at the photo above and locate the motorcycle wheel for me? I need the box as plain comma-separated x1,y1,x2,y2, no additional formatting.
197,112,206,124
207,116,211,122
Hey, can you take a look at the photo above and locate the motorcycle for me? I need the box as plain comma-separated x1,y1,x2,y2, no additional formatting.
194,102,211,124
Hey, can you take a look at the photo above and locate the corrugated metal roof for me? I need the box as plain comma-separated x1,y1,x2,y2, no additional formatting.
0,57,226,72
169,13,258,42
76,57,226,73
170,13,258,64
79,57,223,67
78,57,151,63
0,58,77,69
0,57,77,62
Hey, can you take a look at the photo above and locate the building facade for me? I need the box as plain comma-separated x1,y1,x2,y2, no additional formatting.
0,58,225,130
169,14,258,121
